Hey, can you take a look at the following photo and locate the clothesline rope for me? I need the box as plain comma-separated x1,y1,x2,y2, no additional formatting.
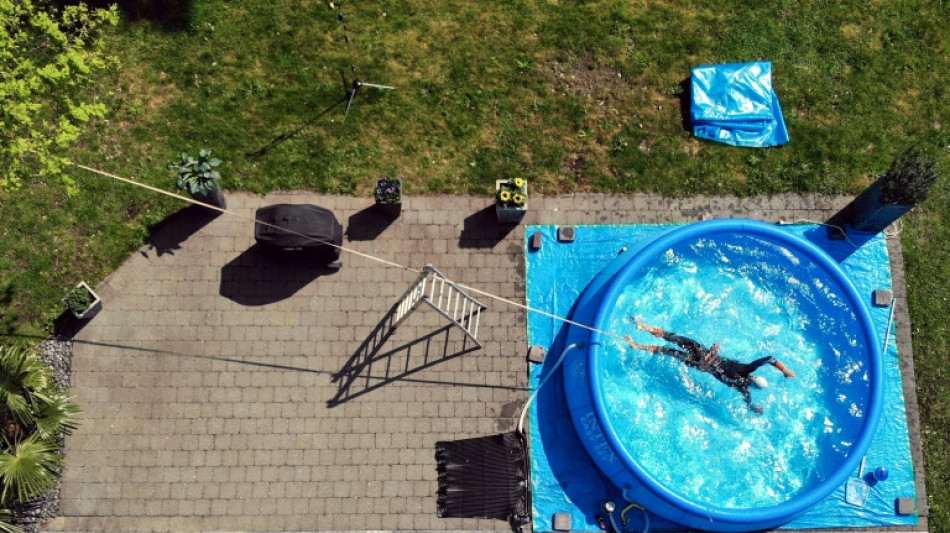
73,162,629,342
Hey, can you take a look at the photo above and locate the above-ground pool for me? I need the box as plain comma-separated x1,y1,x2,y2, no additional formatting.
562,219,884,532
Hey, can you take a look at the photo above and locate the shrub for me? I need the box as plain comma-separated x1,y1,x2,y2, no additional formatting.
61,285,94,316
880,147,939,206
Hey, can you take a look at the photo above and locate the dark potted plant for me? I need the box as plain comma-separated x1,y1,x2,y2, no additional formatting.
829,147,939,235
167,149,226,211
374,176,402,217
495,177,528,225
62,281,101,320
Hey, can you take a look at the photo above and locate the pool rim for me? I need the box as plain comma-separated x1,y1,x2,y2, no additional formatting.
585,219,885,525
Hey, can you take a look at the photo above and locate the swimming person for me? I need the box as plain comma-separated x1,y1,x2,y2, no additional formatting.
624,317,795,413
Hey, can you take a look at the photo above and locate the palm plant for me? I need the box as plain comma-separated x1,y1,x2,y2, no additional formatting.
30,393,80,441
0,345,51,432
0,509,22,533
0,343,80,518
0,435,63,505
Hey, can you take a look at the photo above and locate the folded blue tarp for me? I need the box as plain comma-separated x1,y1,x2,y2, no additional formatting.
690,61,789,148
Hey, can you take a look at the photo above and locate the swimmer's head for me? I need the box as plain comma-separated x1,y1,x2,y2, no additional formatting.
751,375,768,389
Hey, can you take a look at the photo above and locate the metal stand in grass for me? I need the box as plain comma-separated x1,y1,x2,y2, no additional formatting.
330,1,394,121
246,1,394,157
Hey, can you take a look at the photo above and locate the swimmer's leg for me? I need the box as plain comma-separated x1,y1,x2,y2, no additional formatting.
631,316,665,337
742,387,764,414
623,336,684,359
772,359,796,378
630,317,699,348
660,332,705,355
745,356,795,378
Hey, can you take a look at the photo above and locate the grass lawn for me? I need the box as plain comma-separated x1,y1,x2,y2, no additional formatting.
1,0,948,528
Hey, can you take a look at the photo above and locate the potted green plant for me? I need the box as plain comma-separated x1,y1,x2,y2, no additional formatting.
374,176,402,217
495,178,528,225
167,149,226,211
62,281,101,320
829,147,939,235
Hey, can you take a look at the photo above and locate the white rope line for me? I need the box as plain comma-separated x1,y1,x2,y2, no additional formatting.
72,163,420,274
73,162,628,341
454,282,629,342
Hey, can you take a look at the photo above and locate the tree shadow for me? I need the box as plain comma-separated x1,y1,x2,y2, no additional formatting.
55,0,194,31
143,205,219,258
0,282,17,338
219,244,339,306
327,297,482,406
459,205,515,249
345,205,398,241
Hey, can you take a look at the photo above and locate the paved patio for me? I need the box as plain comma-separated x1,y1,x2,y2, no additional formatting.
45,192,928,532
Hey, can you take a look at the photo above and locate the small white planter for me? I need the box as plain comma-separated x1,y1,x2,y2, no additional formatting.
63,281,102,320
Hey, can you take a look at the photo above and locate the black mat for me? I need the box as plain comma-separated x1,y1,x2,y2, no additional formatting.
435,432,528,527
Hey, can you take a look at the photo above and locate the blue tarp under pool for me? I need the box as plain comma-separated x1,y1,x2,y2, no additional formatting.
525,223,917,532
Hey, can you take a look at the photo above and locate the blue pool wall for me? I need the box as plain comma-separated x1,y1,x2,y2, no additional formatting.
561,219,884,531
526,222,918,532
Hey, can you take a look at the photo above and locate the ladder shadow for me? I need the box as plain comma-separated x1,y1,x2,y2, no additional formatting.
327,300,481,407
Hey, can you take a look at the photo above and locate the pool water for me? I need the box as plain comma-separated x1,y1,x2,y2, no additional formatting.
598,234,871,509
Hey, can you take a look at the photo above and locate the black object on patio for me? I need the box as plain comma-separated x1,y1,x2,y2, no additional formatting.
436,432,529,529
254,204,343,267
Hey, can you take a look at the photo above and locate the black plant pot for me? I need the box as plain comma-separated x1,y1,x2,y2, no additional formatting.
193,182,227,214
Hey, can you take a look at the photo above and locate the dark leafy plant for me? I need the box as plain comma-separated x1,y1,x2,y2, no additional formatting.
167,149,222,196
880,147,939,206
374,177,402,204
62,285,94,315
